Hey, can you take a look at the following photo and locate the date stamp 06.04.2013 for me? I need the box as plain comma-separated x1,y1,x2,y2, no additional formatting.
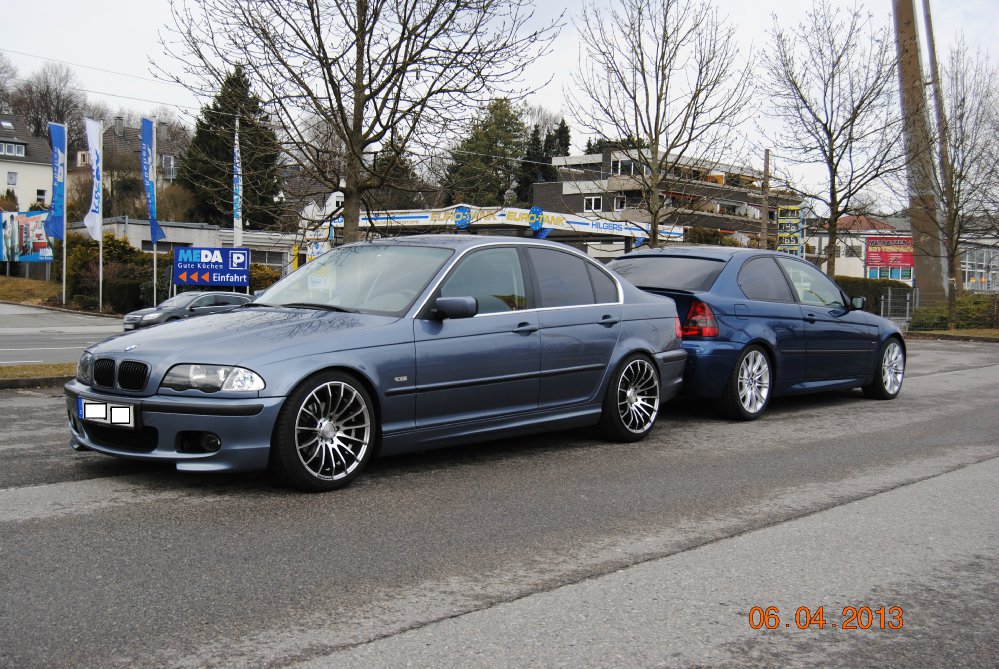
749,606,904,631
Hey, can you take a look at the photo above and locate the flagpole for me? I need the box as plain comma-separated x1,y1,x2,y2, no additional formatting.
98,120,103,313
152,116,158,306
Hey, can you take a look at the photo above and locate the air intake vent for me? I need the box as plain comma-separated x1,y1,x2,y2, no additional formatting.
118,361,149,391
93,359,116,388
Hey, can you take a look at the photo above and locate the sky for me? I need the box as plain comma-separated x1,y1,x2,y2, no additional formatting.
2,0,995,162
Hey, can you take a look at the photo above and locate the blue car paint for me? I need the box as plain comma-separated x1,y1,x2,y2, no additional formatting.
66,235,686,473
609,246,904,401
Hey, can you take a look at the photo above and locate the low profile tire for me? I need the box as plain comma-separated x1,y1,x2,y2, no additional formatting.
270,371,378,491
599,354,661,442
862,338,905,400
716,345,771,421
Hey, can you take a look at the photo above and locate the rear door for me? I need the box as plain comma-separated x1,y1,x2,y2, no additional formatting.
525,247,622,409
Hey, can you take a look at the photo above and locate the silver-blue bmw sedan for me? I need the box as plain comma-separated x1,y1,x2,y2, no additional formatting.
65,235,686,491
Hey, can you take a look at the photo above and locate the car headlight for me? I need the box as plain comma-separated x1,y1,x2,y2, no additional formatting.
141,313,163,321
76,351,94,385
160,364,265,393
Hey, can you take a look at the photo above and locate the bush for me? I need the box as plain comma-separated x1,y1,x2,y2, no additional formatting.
250,263,281,293
910,293,999,330
108,280,144,313
834,276,911,314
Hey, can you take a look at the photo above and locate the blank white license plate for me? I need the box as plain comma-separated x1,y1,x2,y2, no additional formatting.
78,397,135,429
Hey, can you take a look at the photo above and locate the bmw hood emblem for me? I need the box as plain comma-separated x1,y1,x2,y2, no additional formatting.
125,344,139,352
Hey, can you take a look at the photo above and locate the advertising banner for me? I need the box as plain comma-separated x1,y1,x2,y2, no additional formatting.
83,118,103,240
1,211,55,262
46,122,67,240
866,236,914,268
141,118,165,243
776,206,803,255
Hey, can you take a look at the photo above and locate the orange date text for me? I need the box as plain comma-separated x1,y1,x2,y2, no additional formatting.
748,606,903,630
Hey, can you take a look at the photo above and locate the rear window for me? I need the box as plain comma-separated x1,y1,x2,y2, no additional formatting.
608,256,726,291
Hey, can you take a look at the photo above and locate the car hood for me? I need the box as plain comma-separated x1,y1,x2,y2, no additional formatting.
126,307,165,317
90,306,403,366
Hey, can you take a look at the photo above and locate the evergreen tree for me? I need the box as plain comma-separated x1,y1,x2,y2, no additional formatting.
446,99,527,206
516,125,546,203
178,67,282,230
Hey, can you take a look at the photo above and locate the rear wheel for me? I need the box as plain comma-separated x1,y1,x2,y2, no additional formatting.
716,345,771,420
599,354,661,442
270,371,377,491
862,338,905,399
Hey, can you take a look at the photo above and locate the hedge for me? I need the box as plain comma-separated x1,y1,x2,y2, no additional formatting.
833,276,912,314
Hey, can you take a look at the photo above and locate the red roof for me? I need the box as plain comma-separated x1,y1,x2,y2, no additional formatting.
834,215,895,231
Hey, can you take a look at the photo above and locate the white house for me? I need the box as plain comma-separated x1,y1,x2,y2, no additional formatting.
0,114,52,210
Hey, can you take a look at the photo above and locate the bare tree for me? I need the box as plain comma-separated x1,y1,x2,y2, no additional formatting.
569,0,752,247
0,53,16,114
763,0,909,276
161,0,560,242
9,63,87,145
915,42,999,326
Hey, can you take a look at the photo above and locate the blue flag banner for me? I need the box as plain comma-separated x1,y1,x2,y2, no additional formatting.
233,117,243,236
46,122,66,240
141,118,165,243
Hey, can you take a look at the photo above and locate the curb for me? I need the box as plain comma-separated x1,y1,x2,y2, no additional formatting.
0,299,121,319
0,376,73,390
904,332,999,343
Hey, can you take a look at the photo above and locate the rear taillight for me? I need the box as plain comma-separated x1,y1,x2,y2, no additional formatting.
682,300,719,337
675,316,683,339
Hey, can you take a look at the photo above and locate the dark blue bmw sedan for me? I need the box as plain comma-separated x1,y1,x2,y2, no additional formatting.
609,246,905,420
66,235,686,491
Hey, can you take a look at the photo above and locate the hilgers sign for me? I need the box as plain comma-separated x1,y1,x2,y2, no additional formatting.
173,247,250,286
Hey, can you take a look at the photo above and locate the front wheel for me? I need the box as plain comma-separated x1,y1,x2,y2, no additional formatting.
862,338,905,399
270,371,377,491
716,345,771,420
599,354,661,442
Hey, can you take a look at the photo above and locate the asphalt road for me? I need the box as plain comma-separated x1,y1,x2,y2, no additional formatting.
1,339,997,668
0,303,122,365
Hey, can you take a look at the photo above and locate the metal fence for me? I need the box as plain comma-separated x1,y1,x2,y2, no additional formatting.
880,287,914,332
905,288,999,331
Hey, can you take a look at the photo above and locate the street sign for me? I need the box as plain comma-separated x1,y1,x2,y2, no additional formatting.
173,247,250,286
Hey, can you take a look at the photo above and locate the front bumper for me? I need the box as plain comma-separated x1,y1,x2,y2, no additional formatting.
64,380,285,472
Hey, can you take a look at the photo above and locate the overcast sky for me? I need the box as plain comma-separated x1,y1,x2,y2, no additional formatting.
2,0,994,155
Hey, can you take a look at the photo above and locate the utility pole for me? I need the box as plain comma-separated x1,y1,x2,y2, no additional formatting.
893,0,947,304
760,149,770,248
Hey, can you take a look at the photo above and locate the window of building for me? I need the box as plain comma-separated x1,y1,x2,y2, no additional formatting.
4,143,13,155
15,145,24,157
0,121,13,130
583,196,602,212
6,172,16,186
77,151,90,167
36,189,46,203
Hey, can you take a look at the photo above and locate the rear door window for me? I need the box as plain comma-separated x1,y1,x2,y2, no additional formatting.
609,256,725,291
526,248,598,307
738,257,796,302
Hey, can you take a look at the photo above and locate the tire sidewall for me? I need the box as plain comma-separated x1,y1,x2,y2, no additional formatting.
599,353,661,442
720,344,771,420
270,370,378,491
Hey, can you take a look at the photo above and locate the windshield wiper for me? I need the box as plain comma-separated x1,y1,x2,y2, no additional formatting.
280,302,359,313
239,302,272,308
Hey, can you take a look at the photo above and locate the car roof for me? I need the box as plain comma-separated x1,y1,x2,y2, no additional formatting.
620,245,777,261
349,234,583,254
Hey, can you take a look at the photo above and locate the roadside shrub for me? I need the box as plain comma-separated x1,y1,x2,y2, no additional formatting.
834,276,911,315
910,293,999,330
108,280,144,314
250,263,281,293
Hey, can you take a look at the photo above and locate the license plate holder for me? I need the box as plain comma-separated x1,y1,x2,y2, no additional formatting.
77,397,136,429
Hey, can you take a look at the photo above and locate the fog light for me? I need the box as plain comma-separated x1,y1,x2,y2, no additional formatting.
199,433,222,452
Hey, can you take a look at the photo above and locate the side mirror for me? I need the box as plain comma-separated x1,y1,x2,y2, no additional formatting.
433,296,478,319
850,296,867,311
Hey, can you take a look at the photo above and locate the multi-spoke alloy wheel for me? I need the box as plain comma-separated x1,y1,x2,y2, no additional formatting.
863,338,905,400
271,372,377,491
717,345,772,420
600,354,661,442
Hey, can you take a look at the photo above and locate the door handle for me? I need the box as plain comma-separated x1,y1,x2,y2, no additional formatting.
803,314,816,324
598,315,620,327
513,322,539,334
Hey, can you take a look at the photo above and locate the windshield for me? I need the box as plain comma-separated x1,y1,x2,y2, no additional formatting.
609,255,726,292
256,244,453,315
159,293,200,308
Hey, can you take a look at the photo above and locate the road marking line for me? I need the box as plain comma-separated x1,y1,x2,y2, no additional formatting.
0,360,44,364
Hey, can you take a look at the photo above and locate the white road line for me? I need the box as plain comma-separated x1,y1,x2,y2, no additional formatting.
0,360,44,364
